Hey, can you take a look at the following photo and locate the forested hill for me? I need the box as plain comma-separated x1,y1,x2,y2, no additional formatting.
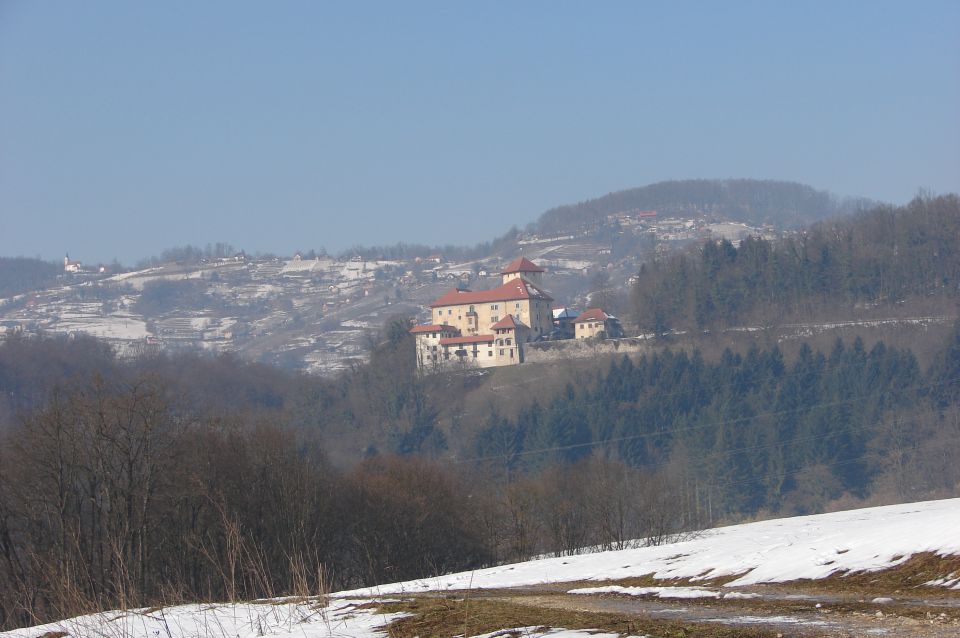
0,257,60,299
629,194,960,332
536,179,876,234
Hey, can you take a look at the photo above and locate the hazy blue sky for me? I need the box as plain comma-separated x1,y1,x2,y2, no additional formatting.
2,1,958,265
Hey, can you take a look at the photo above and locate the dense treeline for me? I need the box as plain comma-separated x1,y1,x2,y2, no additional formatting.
537,179,874,235
135,279,210,316
0,335,695,629
337,227,522,263
0,257,61,299
2,323,960,628
631,194,960,332
135,243,240,267
475,332,960,517
0,338,475,626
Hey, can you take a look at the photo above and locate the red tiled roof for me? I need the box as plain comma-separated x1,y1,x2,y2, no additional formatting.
501,256,545,274
490,314,528,330
430,277,553,307
440,334,495,346
409,324,459,334
573,308,610,323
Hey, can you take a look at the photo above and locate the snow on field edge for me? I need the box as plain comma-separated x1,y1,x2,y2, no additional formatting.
0,599,406,638
335,498,960,596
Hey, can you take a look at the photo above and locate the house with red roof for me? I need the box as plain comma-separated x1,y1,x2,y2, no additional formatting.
410,257,551,370
573,308,623,340
499,256,545,285
410,313,534,369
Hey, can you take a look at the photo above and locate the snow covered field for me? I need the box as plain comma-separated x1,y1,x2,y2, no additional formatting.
337,498,960,596
0,600,407,638
6,499,959,638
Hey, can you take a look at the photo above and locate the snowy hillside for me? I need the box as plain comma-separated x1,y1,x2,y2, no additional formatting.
5,499,959,638
0,602,639,638
337,498,960,596
0,600,405,638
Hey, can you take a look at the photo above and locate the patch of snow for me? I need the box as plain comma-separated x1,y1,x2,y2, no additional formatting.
705,615,832,626
722,592,761,599
341,319,373,329
105,266,164,283
925,572,959,587
46,315,150,340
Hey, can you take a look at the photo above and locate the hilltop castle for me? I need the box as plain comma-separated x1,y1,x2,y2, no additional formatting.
410,257,554,369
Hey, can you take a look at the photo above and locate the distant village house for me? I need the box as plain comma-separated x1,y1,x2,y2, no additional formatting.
573,308,622,339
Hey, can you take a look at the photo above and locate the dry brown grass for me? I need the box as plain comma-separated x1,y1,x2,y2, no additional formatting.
511,570,747,592
787,552,960,596
519,552,960,599
378,596,782,638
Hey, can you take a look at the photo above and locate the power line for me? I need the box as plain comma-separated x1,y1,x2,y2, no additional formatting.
448,374,957,466
708,433,960,492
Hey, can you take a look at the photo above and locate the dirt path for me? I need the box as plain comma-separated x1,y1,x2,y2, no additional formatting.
494,591,960,637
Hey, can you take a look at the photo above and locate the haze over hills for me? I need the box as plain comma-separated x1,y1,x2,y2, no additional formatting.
534,178,879,235
1,185,959,633
2,179,955,379
3,2,958,634
0,178,889,374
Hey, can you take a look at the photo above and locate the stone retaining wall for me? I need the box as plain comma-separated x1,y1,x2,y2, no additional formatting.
524,337,653,364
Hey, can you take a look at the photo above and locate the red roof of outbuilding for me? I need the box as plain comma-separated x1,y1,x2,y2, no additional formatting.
409,324,459,334
490,314,528,330
440,334,495,346
430,277,553,307
573,308,610,323
501,257,545,274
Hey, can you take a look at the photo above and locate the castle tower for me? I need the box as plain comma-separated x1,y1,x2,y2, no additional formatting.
500,256,545,285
